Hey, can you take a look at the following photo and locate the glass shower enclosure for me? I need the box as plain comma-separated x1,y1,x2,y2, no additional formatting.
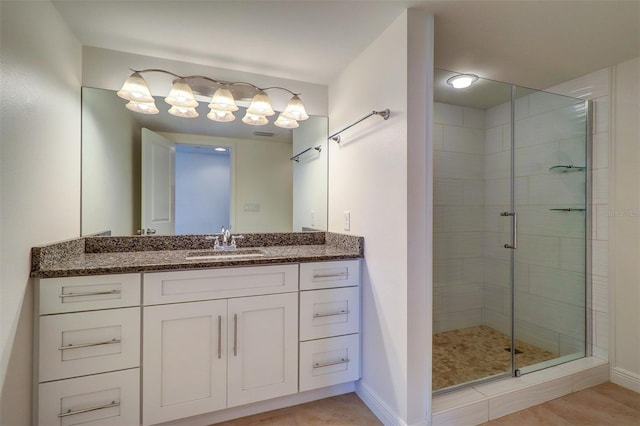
432,69,590,393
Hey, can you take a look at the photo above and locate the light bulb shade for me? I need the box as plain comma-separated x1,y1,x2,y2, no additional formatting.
446,74,479,89
168,105,199,118
242,111,269,126
207,110,236,122
247,91,275,116
165,82,199,107
117,72,154,103
274,113,299,129
125,100,159,114
281,95,309,121
208,87,239,112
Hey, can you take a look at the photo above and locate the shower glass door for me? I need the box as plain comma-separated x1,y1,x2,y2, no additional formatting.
432,69,589,393
511,88,589,375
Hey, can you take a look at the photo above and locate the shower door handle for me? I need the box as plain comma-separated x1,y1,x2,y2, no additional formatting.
500,211,517,249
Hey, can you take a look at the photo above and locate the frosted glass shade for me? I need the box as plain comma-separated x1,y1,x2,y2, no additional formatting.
281,95,309,121
208,87,239,112
274,113,299,129
247,91,275,116
165,82,199,107
242,111,269,125
207,110,236,122
168,106,199,118
125,100,159,114
117,72,154,103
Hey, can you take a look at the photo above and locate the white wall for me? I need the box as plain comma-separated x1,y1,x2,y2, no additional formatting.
0,2,82,424
82,87,141,236
328,9,433,425
610,57,640,391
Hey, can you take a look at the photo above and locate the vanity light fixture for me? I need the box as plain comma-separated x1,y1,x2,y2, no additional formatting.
117,69,309,128
446,73,479,89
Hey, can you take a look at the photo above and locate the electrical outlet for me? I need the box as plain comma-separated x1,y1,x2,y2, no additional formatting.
311,210,315,226
343,211,350,231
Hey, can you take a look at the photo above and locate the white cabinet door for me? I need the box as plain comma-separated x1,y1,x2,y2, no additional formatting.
143,300,227,426
227,293,298,408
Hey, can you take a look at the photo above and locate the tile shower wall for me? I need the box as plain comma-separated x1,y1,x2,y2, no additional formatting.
433,103,486,333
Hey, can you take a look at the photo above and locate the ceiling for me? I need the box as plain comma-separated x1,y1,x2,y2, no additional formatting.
53,0,639,91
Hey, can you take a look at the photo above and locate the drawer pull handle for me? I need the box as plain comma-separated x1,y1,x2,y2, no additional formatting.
313,310,350,318
58,400,120,417
313,272,349,279
217,315,222,359
233,314,238,357
314,358,350,368
59,289,121,298
58,338,121,351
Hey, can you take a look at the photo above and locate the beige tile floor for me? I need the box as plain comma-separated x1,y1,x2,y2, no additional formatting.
216,393,382,425
216,382,638,425
433,325,557,391
482,382,640,425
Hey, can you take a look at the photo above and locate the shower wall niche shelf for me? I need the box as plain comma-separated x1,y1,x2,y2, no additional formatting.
549,165,586,173
549,208,586,212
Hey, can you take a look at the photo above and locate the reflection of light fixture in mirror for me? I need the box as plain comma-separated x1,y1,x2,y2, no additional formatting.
282,95,309,121
165,82,199,107
247,91,275,117
214,147,227,152
117,72,155,103
207,110,236,122
168,106,199,118
446,73,479,89
125,100,159,114
118,69,308,127
242,111,268,125
274,113,299,129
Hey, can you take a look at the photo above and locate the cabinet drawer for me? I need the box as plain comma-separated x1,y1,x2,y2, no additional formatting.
299,260,360,290
300,287,360,341
38,274,141,315
37,368,139,426
38,307,140,382
143,264,298,305
299,334,360,392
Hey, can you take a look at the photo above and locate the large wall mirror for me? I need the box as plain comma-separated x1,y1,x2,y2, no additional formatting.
81,87,328,236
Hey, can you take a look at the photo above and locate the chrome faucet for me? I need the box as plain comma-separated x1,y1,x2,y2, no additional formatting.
221,226,231,246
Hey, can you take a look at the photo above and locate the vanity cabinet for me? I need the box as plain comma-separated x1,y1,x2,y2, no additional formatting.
142,265,298,426
298,260,361,392
34,274,141,426
34,259,360,425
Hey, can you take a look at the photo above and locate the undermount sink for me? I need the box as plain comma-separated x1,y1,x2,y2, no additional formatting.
185,249,265,260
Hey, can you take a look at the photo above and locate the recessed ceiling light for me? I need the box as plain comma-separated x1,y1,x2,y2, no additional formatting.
446,74,479,89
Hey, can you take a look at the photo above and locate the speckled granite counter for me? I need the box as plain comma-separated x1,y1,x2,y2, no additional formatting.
31,232,363,278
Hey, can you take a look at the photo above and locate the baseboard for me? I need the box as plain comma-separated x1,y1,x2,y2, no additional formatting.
610,367,640,392
356,380,430,426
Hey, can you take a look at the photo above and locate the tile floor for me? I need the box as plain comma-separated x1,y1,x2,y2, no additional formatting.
216,382,638,425
216,393,381,425
433,325,557,391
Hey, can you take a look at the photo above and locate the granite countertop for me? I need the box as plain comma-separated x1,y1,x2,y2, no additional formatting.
31,232,363,278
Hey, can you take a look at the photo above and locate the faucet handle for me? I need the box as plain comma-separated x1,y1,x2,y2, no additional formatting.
230,235,244,248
